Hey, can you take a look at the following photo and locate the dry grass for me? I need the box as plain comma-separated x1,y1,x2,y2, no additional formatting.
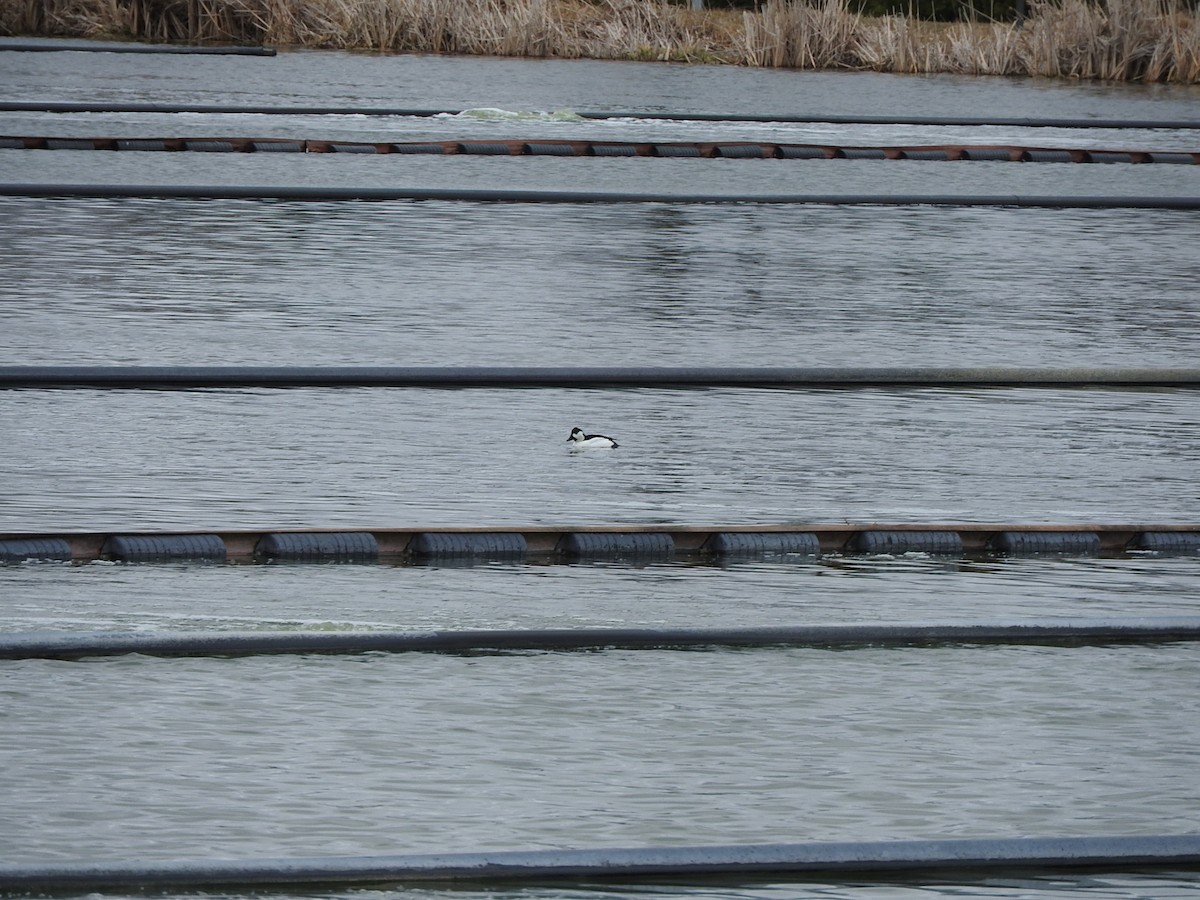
856,15,938,73
743,0,867,68
941,20,1027,74
1018,0,1200,80
3,0,1197,82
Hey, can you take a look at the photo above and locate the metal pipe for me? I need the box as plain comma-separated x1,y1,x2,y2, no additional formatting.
6,524,1197,565
2,366,1199,390
2,183,1198,208
1,835,1198,892
1,101,1197,129
5,135,1193,163
3,620,1200,660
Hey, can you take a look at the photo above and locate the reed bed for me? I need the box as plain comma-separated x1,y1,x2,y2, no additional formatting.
4,0,1197,82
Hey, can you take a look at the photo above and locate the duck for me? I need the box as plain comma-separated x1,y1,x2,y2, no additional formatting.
567,427,618,449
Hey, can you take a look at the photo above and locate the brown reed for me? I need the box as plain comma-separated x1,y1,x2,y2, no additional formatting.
3,0,1196,82
1018,0,1200,80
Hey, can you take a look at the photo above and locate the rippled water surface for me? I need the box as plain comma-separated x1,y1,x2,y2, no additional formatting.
2,200,1199,369
1,386,1198,529
5,554,1200,632
5,644,1200,858
2,44,1199,900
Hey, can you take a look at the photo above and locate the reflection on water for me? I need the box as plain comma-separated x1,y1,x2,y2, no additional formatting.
4,44,1200,118
1,200,1198,369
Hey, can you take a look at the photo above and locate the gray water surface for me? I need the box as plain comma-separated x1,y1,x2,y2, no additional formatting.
1,200,1197,368
1,386,1197,529
6,555,1200,633
2,46,1199,900
4,644,1199,861
5,44,1200,118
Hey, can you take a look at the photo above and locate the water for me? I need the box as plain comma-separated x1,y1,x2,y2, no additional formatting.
1,386,1198,529
3,43,1198,118
1,201,1198,368
2,45,1200,899
5,554,1200,632
5,644,1200,861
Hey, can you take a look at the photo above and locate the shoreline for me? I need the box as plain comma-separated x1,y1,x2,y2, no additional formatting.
3,0,1198,83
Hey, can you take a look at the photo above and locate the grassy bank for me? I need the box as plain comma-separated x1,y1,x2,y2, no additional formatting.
4,0,1198,82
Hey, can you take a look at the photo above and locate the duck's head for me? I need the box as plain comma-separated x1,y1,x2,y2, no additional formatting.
568,427,586,443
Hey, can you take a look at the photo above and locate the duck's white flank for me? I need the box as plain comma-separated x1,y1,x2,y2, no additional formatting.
567,427,619,449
